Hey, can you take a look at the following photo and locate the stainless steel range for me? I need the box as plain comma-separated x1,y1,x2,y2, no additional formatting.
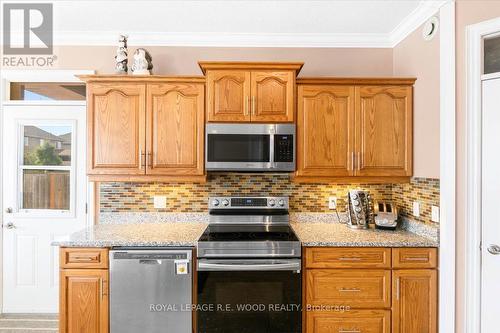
196,196,302,333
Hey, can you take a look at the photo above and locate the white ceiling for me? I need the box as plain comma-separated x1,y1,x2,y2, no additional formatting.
18,0,448,47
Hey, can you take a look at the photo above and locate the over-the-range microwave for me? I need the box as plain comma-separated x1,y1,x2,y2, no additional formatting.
205,123,295,172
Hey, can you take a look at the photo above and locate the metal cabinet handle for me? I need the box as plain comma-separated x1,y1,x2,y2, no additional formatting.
5,222,16,229
146,152,152,169
140,149,145,168
339,287,361,292
245,96,250,116
5,207,13,213
252,96,256,115
404,257,429,261
339,330,361,333
487,244,500,255
357,152,361,171
338,257,361,261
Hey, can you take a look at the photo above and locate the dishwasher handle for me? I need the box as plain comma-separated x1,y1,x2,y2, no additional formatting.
139,259,162,265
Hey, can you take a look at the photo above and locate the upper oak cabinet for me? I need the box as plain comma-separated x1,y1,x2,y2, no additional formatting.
87,83,146,175
80,75,206,182
295,78,415,183
200,62,303,123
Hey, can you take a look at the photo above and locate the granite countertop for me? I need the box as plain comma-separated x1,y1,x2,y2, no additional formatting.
51,222,207,247
291,222,438,247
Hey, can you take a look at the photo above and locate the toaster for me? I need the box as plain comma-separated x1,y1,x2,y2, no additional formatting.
374,201,398,230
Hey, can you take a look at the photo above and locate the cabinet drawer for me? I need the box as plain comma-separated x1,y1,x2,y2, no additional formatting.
306,269,391,308
392,248,437,268
306,309,390,333
60,248,108,269
305,248,391,269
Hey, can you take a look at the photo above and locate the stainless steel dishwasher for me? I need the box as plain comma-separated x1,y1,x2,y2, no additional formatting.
110,248,192,333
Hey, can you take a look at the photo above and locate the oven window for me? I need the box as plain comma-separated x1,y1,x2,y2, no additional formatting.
197,270,301,333
207,134,270,162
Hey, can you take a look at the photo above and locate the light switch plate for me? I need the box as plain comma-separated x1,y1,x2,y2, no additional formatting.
431,206,440,222
328,197,337,210
413,202,420,217
153,196,166,209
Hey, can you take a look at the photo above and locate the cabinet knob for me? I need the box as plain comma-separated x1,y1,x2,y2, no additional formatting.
5,222,16,229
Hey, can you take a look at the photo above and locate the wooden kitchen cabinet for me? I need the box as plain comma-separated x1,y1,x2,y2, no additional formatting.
87,83,146,175
304,247,437,333
355,85,413,177
295,78,415,183
206,70,251,122
200,62,302,123
59,248,109,333
250,71,294,122
296,85,355,178
147,82,205,176
306,310,391,333
80,76,206,182
392,269,437,333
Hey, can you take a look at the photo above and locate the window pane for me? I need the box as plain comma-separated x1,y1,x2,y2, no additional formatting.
484,35,500,74
23,125,72,166
22,170,70,210
10,82,86,100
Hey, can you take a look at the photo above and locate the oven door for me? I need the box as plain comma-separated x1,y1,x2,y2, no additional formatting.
197,259,302,333
205,124,295,171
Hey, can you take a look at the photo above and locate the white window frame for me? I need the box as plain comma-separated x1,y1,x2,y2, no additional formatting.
16,119,76,218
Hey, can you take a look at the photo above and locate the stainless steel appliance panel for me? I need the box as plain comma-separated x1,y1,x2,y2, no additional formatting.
110,249,192,333
205,123,295,171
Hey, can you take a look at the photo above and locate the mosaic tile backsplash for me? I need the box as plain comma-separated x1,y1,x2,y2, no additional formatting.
393,177,440,224
99,174,439,224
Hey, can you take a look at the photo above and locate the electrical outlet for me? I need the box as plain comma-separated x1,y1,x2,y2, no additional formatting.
153,196,166,209
413,201,420,217
431,206,440,222
328,197,337,210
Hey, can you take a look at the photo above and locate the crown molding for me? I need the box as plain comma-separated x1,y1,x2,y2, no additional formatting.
390,0,447,47
50,31,394,48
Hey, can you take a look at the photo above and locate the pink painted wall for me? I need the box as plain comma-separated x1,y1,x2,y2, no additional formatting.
455,1,500,332
393,15,440,179
38,46,395,77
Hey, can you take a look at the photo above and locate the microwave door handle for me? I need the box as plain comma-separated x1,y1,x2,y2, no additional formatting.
269,130,275,168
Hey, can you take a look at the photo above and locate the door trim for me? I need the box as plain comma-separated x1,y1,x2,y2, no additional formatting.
0,69,94,314
439,2,456,333
464,15,500,333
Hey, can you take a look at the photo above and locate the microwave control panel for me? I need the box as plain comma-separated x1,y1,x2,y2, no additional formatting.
274,135,294,162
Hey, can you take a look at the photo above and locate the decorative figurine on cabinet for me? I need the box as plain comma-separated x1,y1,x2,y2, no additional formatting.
114,34,128,74
131,48,153,75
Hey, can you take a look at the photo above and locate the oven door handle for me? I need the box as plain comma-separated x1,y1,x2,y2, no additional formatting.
197,259,301,272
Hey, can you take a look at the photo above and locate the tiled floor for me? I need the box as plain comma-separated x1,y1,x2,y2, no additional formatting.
0,314,58,333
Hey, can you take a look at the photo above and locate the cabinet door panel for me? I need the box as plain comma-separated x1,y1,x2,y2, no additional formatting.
60,269,108,333
251,71,294,122
207,70,250,122
88,83,145,175
147,83,204,175
297,85,354,177
392,269,437,333
355,86,412,176
306,310,390,333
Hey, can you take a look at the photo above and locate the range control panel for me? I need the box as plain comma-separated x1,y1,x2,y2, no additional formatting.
209,197,289,209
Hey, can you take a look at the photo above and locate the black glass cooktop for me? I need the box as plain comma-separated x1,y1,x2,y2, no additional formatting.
198,225,299,242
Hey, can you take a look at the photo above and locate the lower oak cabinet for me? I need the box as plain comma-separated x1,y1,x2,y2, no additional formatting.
59,248,109,333
304,247,437,333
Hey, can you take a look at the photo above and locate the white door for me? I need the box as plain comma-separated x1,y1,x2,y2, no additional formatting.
481,77,500,332
2,104,87,313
